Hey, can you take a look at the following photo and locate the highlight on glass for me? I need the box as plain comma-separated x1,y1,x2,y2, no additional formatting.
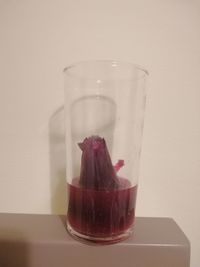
64,60,148,244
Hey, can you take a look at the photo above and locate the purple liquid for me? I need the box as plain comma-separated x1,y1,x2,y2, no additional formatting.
67,177,137,238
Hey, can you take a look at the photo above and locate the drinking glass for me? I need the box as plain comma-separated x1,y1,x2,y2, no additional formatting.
64,60,148,244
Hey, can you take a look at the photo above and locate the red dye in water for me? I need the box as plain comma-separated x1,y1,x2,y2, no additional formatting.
67,177,137,237
67,136,137,238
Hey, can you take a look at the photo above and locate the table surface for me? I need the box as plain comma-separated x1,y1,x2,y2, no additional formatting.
0,214,190,267
0,213,189,245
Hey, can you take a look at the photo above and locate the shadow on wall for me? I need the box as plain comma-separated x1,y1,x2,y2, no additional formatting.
0,229,29,267
49,106,67,214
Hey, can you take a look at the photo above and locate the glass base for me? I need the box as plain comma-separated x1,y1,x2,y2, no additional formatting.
66,221,134,245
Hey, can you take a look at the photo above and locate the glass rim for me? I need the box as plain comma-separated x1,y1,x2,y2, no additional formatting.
63,60,149,81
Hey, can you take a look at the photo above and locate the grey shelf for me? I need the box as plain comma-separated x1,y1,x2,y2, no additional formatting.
0,213,190,267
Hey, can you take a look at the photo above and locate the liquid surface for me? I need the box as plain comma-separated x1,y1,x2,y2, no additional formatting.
67,177,137,238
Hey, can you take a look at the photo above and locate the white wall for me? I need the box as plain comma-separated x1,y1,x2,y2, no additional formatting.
0,0,199,266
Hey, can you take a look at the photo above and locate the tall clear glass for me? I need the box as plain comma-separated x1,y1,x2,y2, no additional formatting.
64,60,148,244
